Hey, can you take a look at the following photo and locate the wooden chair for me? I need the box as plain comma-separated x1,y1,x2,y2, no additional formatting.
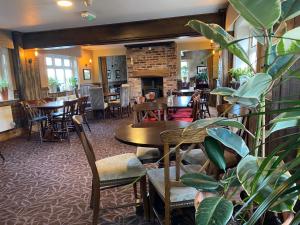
133,102,168,164
72,115,149,225
147,128,207,225
20,101,48,143
199,90,211,118
52,99,78,142
109,84,131,118
89,87,109,119
76,96,91,132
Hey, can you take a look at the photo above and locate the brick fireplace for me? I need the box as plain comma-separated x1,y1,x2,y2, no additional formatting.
126,42,178,97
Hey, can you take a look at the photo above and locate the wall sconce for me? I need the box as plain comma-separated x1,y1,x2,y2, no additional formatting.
89,58,92,64
34,50,38,57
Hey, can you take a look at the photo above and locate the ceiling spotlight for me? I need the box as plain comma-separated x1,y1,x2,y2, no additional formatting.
57,0,73,7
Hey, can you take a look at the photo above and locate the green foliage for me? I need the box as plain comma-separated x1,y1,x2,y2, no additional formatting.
68,76,78,89
195,197,233,225
187,20,252,69
228,0,281,29
280,0,300,22
181,0,300,224
277,27,300,56
237,155,297,213
207,127,249,157
48,77,59,87
180,173,221,191
204,136,226,171
196,71,208,82
229,67,253,81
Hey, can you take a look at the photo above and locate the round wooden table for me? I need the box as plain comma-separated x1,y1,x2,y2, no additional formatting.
34,100,64,110
115,121,191,147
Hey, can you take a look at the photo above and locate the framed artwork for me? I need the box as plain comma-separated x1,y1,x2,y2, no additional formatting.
115,70,121,79
107,70,111,79
197,66,207,74
83,69,91,80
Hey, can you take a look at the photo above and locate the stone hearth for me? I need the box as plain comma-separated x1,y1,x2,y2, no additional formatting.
126,43,178,97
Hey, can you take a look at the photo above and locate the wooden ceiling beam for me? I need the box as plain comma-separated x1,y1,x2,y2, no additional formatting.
20,10,226,49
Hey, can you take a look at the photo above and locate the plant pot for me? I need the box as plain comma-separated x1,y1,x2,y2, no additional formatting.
0,88,8,101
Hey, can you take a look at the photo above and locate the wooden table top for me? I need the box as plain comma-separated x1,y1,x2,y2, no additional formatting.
34,100,64,110
156,96,192,108
115,121,191,147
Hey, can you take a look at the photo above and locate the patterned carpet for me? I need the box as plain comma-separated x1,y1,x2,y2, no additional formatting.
0,116,155,225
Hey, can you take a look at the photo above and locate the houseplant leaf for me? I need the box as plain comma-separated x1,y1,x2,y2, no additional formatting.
207,127,249,157
180,173,221,191
210,87,236,96
280,0,300,22
187,20,252,68
204,136,226,171
237,155,297,213
277,27,300,56
183,117,224,134
232,73,272,107
195,197,233,225
228,0,281,29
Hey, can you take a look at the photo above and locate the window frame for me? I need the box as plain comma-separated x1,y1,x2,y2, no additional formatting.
45,54,78,92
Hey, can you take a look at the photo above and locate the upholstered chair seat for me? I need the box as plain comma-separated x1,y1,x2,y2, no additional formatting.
147,166,200,203
180,148,207,165
96,153,146,183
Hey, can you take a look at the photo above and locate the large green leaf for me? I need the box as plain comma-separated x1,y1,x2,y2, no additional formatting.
267,111,300,137
187,20,252,68
204,136,226,171
270,110,300,123
237,155,297,212
180,173,221,191
183,117,224,134
207,127,249,157
277,27,300,56
268,45,298,79
232,73,272,107
281,0,300,21
210,87,236,96
229,0,281,29
196,197,233,225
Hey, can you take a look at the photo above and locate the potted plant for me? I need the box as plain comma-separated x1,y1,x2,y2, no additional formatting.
229,67,253,88
68,76,78,90
180,0,300,224
0,79,9,101
48,77,60,93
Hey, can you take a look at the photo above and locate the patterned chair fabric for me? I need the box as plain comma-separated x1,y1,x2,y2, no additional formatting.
120,85,130,108
89,87,107,110
80,85,91,97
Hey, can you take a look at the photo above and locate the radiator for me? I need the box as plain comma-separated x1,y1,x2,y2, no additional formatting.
0,106,15,132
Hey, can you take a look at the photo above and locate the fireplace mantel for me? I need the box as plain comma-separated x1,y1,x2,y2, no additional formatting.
130,69,169,78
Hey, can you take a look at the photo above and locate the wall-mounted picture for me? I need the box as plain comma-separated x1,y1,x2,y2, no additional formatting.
197,66,207,74
83,69,91,80
107,70,111,79
115,70,121,79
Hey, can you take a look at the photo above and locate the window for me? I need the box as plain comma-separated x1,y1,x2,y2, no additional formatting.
233,17,257,70
45,55,78,92
0,47,13,101
181,60,188,81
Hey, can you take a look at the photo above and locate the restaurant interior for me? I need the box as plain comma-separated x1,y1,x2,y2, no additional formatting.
0,1,300,225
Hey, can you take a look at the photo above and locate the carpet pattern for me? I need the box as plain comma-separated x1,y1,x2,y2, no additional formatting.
0,117,153,225
0,108,217,225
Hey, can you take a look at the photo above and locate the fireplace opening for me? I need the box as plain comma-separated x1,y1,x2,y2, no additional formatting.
141,77,163,97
